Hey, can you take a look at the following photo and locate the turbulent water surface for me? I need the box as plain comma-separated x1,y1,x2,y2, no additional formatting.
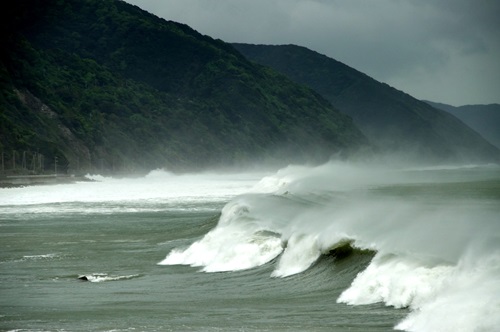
1,162,499,332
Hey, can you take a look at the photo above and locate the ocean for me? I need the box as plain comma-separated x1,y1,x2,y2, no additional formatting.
1,161,499,331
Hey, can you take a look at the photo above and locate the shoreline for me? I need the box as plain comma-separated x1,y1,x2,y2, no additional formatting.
0,174,94,188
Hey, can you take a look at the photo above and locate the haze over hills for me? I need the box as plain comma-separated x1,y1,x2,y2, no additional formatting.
233,43,500,164
0,0,367,174
425,101,500,150
2,0,498,178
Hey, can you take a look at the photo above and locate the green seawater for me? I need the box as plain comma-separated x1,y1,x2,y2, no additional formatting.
0,203,406,331
1,164,499,332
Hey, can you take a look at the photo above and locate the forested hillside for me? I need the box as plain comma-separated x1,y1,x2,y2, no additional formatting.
233,43,500,164
425,101,500,150
0,0,367,174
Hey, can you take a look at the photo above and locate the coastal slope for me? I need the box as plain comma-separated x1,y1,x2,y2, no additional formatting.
233,43,500,164
425,101,500,150
0,0,367,174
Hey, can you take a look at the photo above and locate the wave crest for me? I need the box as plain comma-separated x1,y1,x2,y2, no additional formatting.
158,161,500,331
337,253,453,309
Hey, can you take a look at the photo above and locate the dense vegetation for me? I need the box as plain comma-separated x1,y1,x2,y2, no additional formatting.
233,44,500,163
0,0,367,174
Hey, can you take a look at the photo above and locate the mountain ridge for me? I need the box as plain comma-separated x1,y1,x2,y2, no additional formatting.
233,43,500,164
0,0,368,174
424,101,500,150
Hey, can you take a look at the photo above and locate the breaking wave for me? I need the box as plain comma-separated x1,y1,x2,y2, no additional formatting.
0,169,267,216
159,161,500,332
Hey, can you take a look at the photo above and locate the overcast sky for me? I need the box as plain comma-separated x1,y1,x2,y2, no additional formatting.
123,0,499,106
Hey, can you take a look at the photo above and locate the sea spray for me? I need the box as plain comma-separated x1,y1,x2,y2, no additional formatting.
159,197,285,271
159,222,284,272
336,253,453,308
159,161,500,331
395,239,500,332
0,169,266,213
272,233,321,277
2,161,498,331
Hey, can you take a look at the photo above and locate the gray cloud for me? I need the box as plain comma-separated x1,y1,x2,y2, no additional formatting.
124,0,500,106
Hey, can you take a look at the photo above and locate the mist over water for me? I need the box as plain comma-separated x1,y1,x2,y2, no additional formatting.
0,169,264,215
160,161,500,332
1,161,499,331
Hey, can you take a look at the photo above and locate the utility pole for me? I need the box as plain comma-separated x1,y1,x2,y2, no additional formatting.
54,156,58,176
31,152,36,172
22,151,27,170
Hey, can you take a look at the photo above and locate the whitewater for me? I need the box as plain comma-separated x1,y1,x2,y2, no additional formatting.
1,161,499,331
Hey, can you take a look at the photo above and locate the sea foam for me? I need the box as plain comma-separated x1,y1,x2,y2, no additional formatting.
159,198,284,271
159,161,500,332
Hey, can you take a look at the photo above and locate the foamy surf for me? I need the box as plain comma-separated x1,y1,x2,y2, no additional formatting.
337,252,453,308
395,241,500,332
158,203,285,272
22,254,59,260
0,169,268,216
271,233,321,278
159,161,500,332
77,273,140,283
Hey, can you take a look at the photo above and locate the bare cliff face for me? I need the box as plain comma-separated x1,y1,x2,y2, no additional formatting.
14,89,91,173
